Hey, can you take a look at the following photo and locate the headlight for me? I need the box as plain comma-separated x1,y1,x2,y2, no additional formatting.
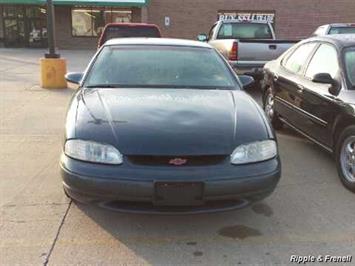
64,139,123,165
231,140,277,165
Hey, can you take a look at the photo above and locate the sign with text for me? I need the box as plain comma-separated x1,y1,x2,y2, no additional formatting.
218,11,275,28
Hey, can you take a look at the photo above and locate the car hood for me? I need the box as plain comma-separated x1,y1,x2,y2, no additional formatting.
70,88,269,156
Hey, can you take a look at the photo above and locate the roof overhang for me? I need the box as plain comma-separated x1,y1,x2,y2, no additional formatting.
0,0,149,7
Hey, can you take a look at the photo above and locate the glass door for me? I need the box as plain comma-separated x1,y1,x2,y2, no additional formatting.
4,18,25,47
27,18,47,48
3,6,26,47
3,5,47,48
26,6,47,48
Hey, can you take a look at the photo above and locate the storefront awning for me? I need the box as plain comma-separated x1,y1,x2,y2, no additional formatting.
0,0,149,7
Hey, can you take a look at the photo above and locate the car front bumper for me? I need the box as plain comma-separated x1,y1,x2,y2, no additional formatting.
60,153,281,214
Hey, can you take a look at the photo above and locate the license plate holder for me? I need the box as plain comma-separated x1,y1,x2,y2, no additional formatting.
154,182,204,206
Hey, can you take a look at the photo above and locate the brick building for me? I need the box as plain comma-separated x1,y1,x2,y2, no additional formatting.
0,0,354,49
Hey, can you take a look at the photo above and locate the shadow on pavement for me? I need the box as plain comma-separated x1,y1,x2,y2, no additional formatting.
75,201,278,264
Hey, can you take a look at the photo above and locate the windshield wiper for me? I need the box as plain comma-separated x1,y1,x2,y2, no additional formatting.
85,84,118,88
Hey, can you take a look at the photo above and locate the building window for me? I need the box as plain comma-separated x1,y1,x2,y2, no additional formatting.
2,5,47,48
2,5,25,18
71,7,132,37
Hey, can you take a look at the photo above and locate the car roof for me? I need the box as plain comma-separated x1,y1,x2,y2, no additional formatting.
307,34,355,48
321,23,355,28
104,23,159,28
104,37,212,48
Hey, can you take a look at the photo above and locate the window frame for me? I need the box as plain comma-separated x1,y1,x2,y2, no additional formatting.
303,42,340,81
216,22,273,40
208,23,217,41
312,25,327,36
342,46,355,90
82,44,242,90
280,41,319,76
70,6,132,38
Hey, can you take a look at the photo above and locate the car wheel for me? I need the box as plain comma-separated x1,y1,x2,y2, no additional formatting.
263,87,283,130
336,126,355,192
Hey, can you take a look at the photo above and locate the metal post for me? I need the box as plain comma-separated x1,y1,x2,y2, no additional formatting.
45,0,60,58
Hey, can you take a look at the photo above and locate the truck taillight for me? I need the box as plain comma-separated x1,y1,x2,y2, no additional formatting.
229,41,238,61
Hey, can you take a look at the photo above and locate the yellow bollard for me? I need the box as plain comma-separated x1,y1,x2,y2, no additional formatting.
40,58,67,89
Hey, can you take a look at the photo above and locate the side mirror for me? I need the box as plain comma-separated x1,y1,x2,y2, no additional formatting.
65,72,83,89
312,73,340,96
239,75,255,90
197,33,208,42
312,73,334,84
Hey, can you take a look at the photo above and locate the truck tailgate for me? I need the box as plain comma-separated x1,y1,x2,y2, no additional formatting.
238,39,299,62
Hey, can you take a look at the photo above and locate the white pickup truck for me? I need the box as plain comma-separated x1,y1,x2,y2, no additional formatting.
198,20,299,81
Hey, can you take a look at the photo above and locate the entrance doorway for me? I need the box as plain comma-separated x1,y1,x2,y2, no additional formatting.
3,5,47,48
4,17,25,47
26,6,47,48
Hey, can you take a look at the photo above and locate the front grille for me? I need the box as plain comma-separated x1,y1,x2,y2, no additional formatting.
128,155,227,166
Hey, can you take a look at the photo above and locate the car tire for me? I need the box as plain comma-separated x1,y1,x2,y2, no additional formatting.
335,126,355,192
263,87,283,130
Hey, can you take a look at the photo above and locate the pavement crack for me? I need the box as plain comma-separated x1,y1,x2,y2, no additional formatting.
43,200,72,266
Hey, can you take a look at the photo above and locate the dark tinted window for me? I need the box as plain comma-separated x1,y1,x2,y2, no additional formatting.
329,27,355,35
103,26,160,42
85,46,238,89
217,23,272,39
344,48,355,88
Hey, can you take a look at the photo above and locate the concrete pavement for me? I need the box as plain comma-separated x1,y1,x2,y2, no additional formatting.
1,48,354,266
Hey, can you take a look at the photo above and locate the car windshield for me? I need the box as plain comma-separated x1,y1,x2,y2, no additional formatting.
85,45,238,89
329,26,355,35
217,23,272,39
344,48,355,88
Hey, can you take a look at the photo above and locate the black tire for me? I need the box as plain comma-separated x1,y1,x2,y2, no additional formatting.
263,87,283,130
335,126,355,192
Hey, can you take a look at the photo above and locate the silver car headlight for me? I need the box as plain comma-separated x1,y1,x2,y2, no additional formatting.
64,139,123,165
231,140,277,165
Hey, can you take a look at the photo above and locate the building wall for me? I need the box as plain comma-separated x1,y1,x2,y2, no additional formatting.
55,7,97,49
147,0,355,39
1,1,355,49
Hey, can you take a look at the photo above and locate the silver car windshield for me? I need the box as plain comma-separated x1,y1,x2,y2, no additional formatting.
84,45,238,89
344,49,355,88
329,27,355,35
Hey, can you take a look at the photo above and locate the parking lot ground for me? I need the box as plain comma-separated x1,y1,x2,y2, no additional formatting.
1,48,355,265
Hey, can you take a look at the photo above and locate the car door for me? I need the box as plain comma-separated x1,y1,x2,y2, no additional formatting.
297,43,343,148
273,42,318,129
